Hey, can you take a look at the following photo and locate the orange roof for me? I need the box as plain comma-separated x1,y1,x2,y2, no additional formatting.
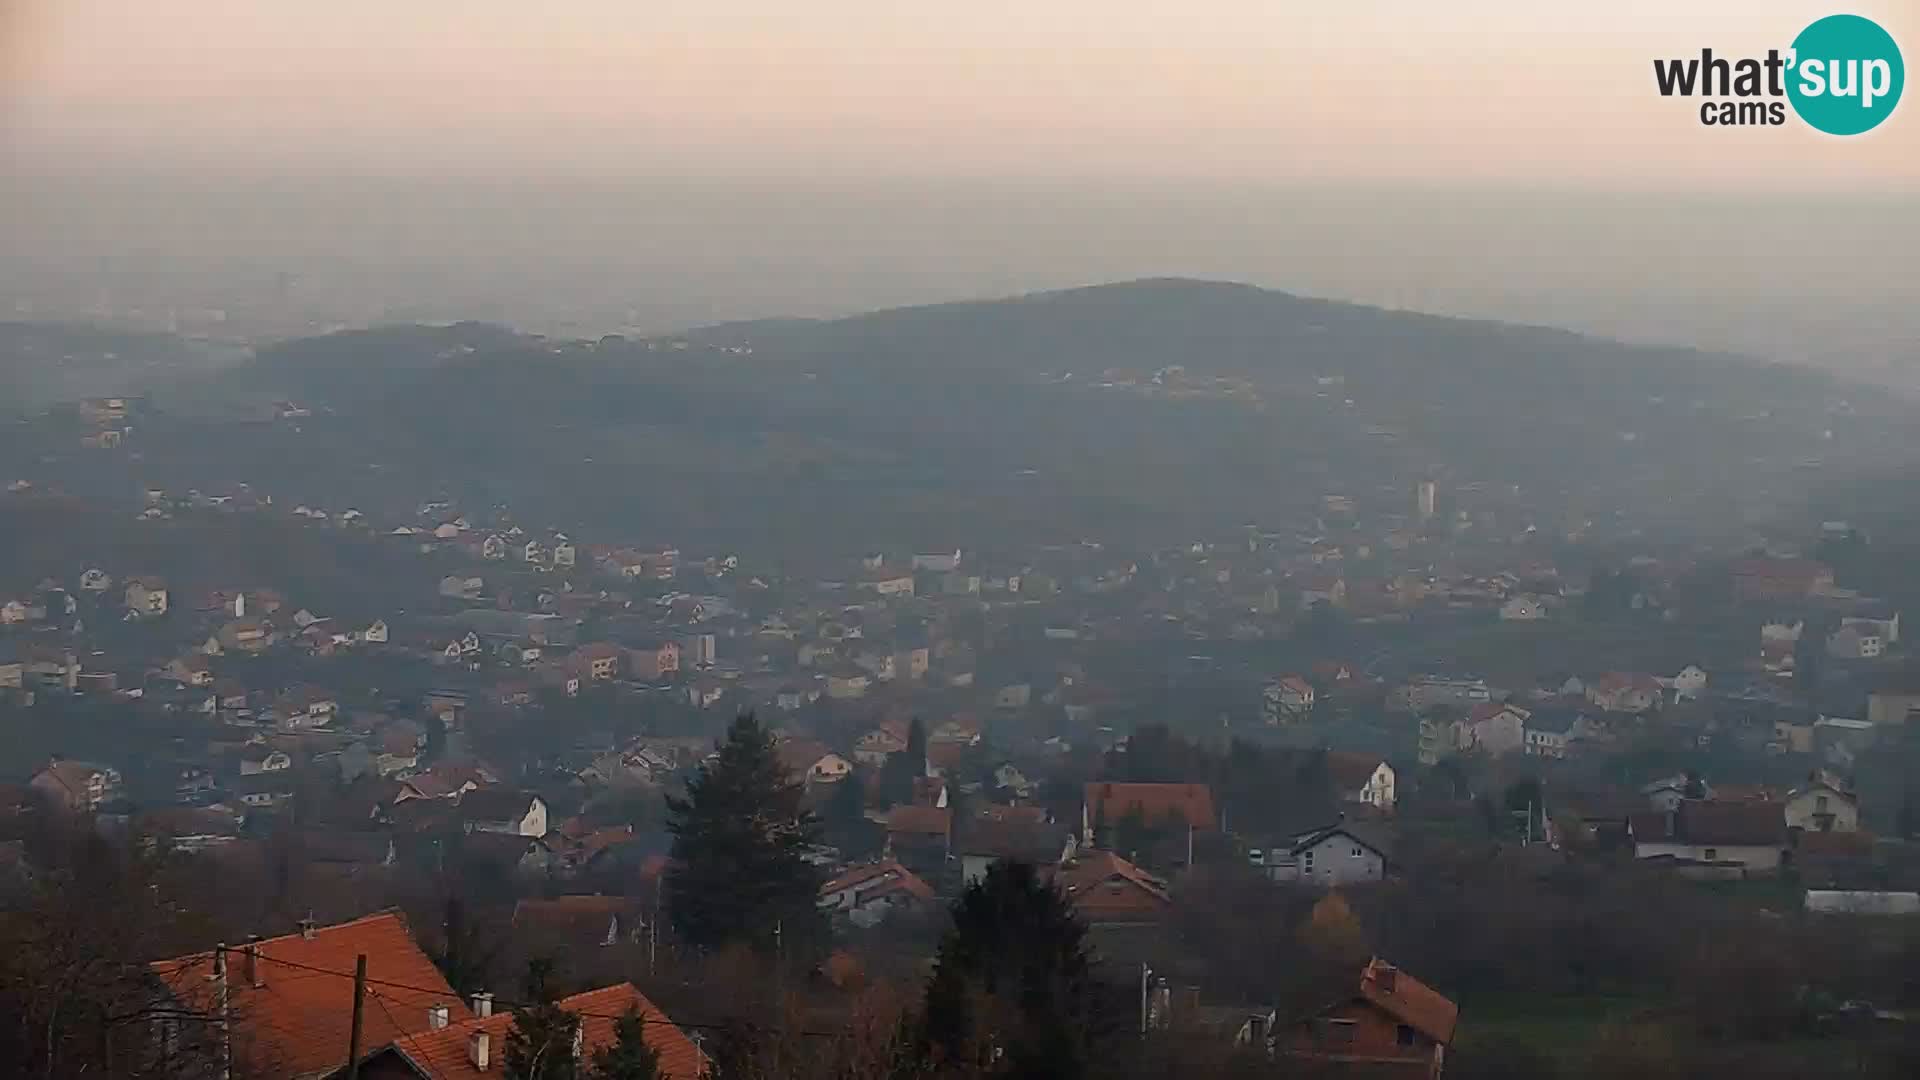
386,982,703,1079
1084,782,1217,831
819,859,936,902
1358,958,1458,1045
152,911,465,1078
886,804,952,840
1052,851,1172,922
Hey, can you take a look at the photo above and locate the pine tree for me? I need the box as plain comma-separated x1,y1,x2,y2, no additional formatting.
880,718,928,805
917,860,1112,1078
666,713,827,953
589,1007,661,1080
505,959,582,1080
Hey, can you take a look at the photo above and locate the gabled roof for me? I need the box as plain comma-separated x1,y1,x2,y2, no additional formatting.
377,982,703,1079
1291,821,1395,861
1084,782,1217,831
1358,958,1458,1044
512,895,641,942
153,911,464,1079
885,804,952,840
819,859,935,902
457,788,541,823
1632,800,1786,847
1325,751,1387,792
1051,850,1172,921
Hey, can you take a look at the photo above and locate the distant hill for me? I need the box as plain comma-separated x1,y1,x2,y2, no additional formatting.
87,280,1920,552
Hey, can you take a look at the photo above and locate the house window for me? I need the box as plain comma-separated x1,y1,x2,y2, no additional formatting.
1815,795,1829,813
1397,1024,1417,1047
1703,848,1718,862
1303,850,1314,869
1319,1019,1356,1045
1351,846,1364,858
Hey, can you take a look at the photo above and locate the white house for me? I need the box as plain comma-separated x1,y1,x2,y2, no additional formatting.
1263,676,1316,724
1827,625,1885,660
1254,824,1390,887
1784,771,1859,834
462,790,549,837
1631,801,1784,871
1326,753,1396,812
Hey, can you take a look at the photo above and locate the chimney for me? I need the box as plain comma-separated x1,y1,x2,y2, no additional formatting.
298,914,318,940
470,991,494,1017
1375,964,1398,994
243,934,262,988
571,1024,585,1061
428,1004,450,1030
468,1031,491,1070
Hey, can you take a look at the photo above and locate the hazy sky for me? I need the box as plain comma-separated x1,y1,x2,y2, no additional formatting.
5,0,1916,187
1,2,1916,376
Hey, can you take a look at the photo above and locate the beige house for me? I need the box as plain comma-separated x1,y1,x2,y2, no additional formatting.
124,577,169,617
1784,772,1859,834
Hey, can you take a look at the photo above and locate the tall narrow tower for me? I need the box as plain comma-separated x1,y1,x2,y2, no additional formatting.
1416,479,1437,522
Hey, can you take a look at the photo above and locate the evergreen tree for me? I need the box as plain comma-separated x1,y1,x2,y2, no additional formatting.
589,1007,661,1080
917,861,1112,1079
505,959,582,1080
880,718,928,805
666,713,827,953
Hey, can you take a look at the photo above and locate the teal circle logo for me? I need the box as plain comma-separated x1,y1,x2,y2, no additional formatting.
1787,14,1904,135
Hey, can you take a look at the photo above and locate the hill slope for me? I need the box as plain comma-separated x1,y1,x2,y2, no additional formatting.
114,280,1920,551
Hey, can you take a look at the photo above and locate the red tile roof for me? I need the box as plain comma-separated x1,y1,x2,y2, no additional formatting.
886,804,952,841
1084,782,1217,831
1358,958,1458,1045
386,982,703,1079
153,911,465,1079
1051,851,1172,922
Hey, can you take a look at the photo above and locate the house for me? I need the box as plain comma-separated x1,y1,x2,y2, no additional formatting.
572,642,624,682
166,654,216,687
342,982,703,1080
30,760,122,812
1082,782,1218,846
1587,672,1662,714
777,740,854,787
238,747,294,775
1326,752,1396,812
1282,959,1457,1079
853,724,908,767
1840,609,1901,645
1827,625,1885,660
1665,664,1709,701
818,860,937,926
1405,675,1490,711
512,895,643,952
1263,676,1316,724
124,577,168,617
958,819,1077,886
277,685,339,728
1499,594,1547,621
1456,702,1528,757
439,575,485,601
153,911,470,1080
826,668,871,700
884,804,952,873
1051,850,1172,925
459,790,549,837
1732,557,1834,601
1630,800,1787,872
911,550,963,572
1254,822,1391,887
859,570,915,597
78,568,112,592
628,640,681,680
217,617,278,653
1523,710,1578,759
1784,770,1859,834
361,620,390,645
551,539,577,568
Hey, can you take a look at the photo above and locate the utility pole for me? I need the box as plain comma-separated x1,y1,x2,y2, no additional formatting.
213,944,231,1080
346,954,367,1080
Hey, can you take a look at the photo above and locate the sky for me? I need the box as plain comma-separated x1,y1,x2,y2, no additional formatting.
0,2,1916,372
5,0,1916,186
